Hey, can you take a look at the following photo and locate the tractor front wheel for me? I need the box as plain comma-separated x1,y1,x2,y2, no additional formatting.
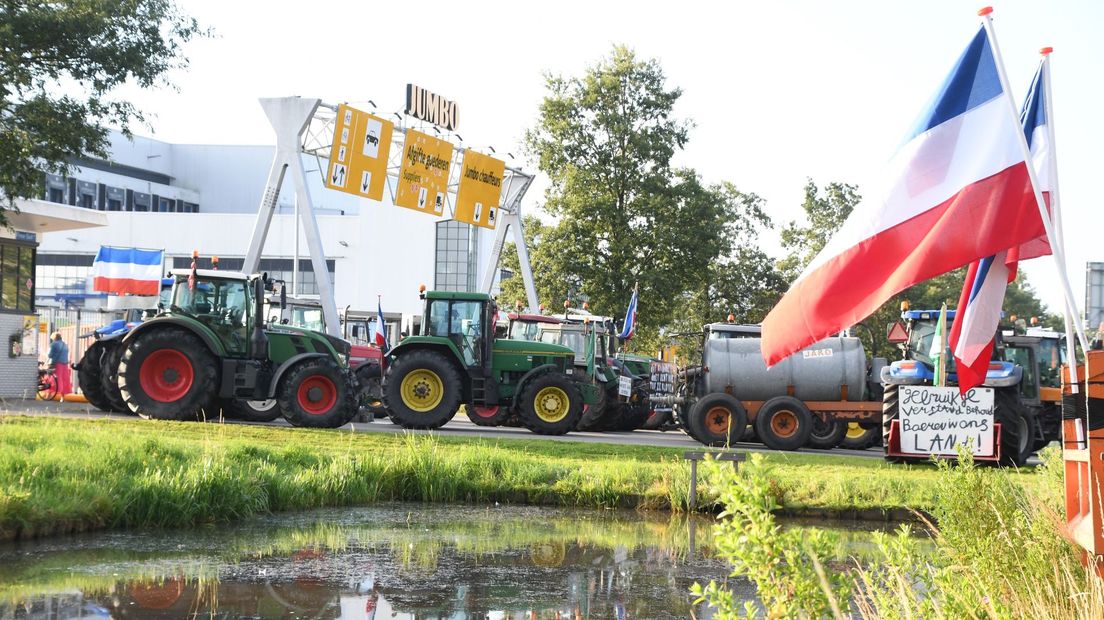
76,341,112,412
840,422,882,450
384,350,462,429
517,373,583,435
465,405,511,426
118,328,218,421
279,358,357,428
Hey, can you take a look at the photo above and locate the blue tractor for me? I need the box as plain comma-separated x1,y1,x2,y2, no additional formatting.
880,308,1052,466
74,278,174,413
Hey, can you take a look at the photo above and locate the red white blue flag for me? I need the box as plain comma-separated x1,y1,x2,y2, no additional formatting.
949,60,1054,394
618,287,638,340
374,298,388,350
762,27,1047,366
91,246,164,296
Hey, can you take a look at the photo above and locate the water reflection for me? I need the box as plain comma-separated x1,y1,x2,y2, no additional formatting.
0,504,893,619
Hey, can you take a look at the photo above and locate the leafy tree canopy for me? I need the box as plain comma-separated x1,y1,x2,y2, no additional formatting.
0,0,205,221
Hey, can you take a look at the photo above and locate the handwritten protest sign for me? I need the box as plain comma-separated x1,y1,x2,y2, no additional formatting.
899,386,995,457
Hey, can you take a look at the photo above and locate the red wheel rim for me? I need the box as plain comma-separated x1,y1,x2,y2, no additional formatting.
139,349,194,403
473,405,500,419
297,375,338,415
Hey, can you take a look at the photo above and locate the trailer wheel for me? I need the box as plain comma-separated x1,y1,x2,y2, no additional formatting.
77,341,113,412
465,404,511,427
517,373,584,435
118,327,218,421
384,350,461,429
755,396,813,451
686,393,748,447
806,413,847,450
279,358,357,428
229,399,283,423
840,423,881,450
101,342,131,413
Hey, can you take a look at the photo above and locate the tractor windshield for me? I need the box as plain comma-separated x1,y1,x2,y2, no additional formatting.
906,318,958,372
425,298,485,366
509,320,542,341
540,330,585,361
173,277,250,355
1035,337,1064,389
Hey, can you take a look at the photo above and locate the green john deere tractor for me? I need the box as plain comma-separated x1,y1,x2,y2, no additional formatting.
116,268,357,428
383,289,597,435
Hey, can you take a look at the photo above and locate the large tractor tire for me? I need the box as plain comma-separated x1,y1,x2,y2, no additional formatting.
278,358,357,428
806,413,847,450
229,399,283,423
516,372,584,435
840,422,882,450
755,396,814,451
384,350,462,429
465,404,511,427
118,328,219,421
575,381,612,431
995,388,1035,467
101,342,131,414
76,341,113,412
685,393,748,447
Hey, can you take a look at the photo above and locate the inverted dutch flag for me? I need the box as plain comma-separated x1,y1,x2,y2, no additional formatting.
762,27,1047,366
618,288,638,340
91,246,164,296
949,60,1054,394
374,298,389,351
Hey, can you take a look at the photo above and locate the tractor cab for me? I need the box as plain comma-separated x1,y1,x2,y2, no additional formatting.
506,312,563,342
705,323,762,339
422,291,496,367
169,269,260,357
881,309,1020,387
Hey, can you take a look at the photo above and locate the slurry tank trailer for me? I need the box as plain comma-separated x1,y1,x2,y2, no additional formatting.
662,323,885,449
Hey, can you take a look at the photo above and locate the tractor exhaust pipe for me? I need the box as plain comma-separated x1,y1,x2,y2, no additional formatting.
252,277,269,360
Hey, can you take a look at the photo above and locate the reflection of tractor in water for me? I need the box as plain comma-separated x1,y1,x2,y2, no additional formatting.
880,309,1062,465
382,289,597,435
116,268,357,428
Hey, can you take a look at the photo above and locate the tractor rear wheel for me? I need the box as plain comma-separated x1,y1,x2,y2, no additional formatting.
840,423,882,450
881,384,907,463
465,404,511,426
230,399,283,423
995,389,1034,466
384,350,461,429
279,358,357,428
76,341,112,412
685,393,748,447
755,396,814,451
100,342,130,414
806,413,847,450
517,373,583,435
118,328,218,421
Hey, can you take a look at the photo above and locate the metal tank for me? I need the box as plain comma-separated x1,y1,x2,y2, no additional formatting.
702,336,867,402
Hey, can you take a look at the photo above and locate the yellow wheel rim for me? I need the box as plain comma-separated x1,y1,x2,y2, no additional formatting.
534,386,571,423
846,422,867,439
530,541,566,567
400,369,444,412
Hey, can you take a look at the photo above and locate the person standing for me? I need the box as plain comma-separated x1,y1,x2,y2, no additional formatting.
47,332,71,396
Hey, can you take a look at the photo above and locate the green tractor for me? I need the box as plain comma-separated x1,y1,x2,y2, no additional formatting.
116,268,358,428
383,289,597,435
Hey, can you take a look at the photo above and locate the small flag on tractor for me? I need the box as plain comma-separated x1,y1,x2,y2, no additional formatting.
930,303,948,387
374,297,388,351
619,284,638,340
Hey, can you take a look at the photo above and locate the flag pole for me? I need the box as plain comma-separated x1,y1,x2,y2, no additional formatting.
1039,48,1086,404
979,8,1088,354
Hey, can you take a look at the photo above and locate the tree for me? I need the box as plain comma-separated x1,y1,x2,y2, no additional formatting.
524,46,770,348
778,179,861,278
0,1,204,221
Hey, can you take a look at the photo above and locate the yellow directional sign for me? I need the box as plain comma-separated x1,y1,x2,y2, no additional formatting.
455,149,505,229
324,104,393,201
394,129,454,217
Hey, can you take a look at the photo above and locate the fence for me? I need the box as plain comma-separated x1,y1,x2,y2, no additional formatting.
36,307,122,395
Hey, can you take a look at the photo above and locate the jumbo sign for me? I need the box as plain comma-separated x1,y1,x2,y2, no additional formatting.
405,84,459,131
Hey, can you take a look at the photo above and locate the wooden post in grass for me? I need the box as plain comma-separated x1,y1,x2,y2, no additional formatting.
684,451,745,511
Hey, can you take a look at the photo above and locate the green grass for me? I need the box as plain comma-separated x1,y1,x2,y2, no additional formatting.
0,414,1041,540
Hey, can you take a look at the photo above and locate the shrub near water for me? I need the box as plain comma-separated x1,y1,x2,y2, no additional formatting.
696,449,1104,619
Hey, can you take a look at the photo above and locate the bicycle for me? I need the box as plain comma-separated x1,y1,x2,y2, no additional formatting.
37,363,58,401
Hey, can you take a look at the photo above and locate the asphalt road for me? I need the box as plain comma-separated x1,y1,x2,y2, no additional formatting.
1,398,889,460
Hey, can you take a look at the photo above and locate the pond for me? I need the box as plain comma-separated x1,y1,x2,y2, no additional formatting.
0,503,909,619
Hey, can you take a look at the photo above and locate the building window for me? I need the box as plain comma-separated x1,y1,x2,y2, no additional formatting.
81,194,95,210
1,241,35,313
107,198,122,211
435,220,475,292
49,188,65,204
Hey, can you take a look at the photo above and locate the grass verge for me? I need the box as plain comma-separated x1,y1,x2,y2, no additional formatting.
0,414,1040,540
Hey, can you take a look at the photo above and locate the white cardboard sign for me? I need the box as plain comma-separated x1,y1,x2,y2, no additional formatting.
618,376,633,397
898,386,995,457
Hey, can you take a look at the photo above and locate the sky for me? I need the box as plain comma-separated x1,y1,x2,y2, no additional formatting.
118,0,1103,317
